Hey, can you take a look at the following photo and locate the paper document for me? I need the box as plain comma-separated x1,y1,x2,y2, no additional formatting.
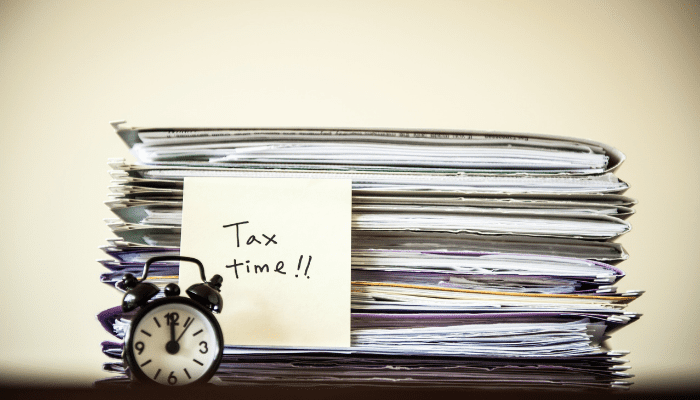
96,122,640,390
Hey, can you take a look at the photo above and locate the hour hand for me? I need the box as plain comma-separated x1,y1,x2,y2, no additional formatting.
166,319,180,354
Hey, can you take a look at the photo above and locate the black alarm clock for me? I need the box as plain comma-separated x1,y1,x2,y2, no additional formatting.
120,256,224,386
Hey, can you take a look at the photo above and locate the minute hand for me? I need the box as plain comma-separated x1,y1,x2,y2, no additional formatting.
176,317,192,342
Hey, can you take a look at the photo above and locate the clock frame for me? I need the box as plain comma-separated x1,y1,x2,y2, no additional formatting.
124,296,224,386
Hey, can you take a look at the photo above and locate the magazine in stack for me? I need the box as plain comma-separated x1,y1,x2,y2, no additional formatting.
97,121,641,389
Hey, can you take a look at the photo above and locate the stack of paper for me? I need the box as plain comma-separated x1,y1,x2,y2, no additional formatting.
97,122,641,389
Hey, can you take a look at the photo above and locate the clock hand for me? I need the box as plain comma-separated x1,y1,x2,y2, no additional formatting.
170,318,176,342
176,317,192,342
165,316,180,354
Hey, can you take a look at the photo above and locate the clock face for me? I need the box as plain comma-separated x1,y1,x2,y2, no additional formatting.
127,298,223,386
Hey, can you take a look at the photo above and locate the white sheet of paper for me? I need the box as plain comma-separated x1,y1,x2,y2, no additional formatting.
180,177,351,347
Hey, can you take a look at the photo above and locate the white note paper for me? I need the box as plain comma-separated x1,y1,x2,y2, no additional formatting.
180,177,352,347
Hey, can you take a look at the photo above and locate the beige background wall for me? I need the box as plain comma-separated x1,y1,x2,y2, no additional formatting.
1,0,698,391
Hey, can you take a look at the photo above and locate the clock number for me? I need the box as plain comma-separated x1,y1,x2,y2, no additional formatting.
168,371,177,385
134,341,145,355
165,312,180,326
199,341,208,354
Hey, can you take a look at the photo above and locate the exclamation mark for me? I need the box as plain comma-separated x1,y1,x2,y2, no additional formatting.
304,255,312,279
296,255,313,279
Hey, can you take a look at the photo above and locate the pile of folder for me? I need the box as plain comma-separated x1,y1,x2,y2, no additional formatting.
97,122,641,389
